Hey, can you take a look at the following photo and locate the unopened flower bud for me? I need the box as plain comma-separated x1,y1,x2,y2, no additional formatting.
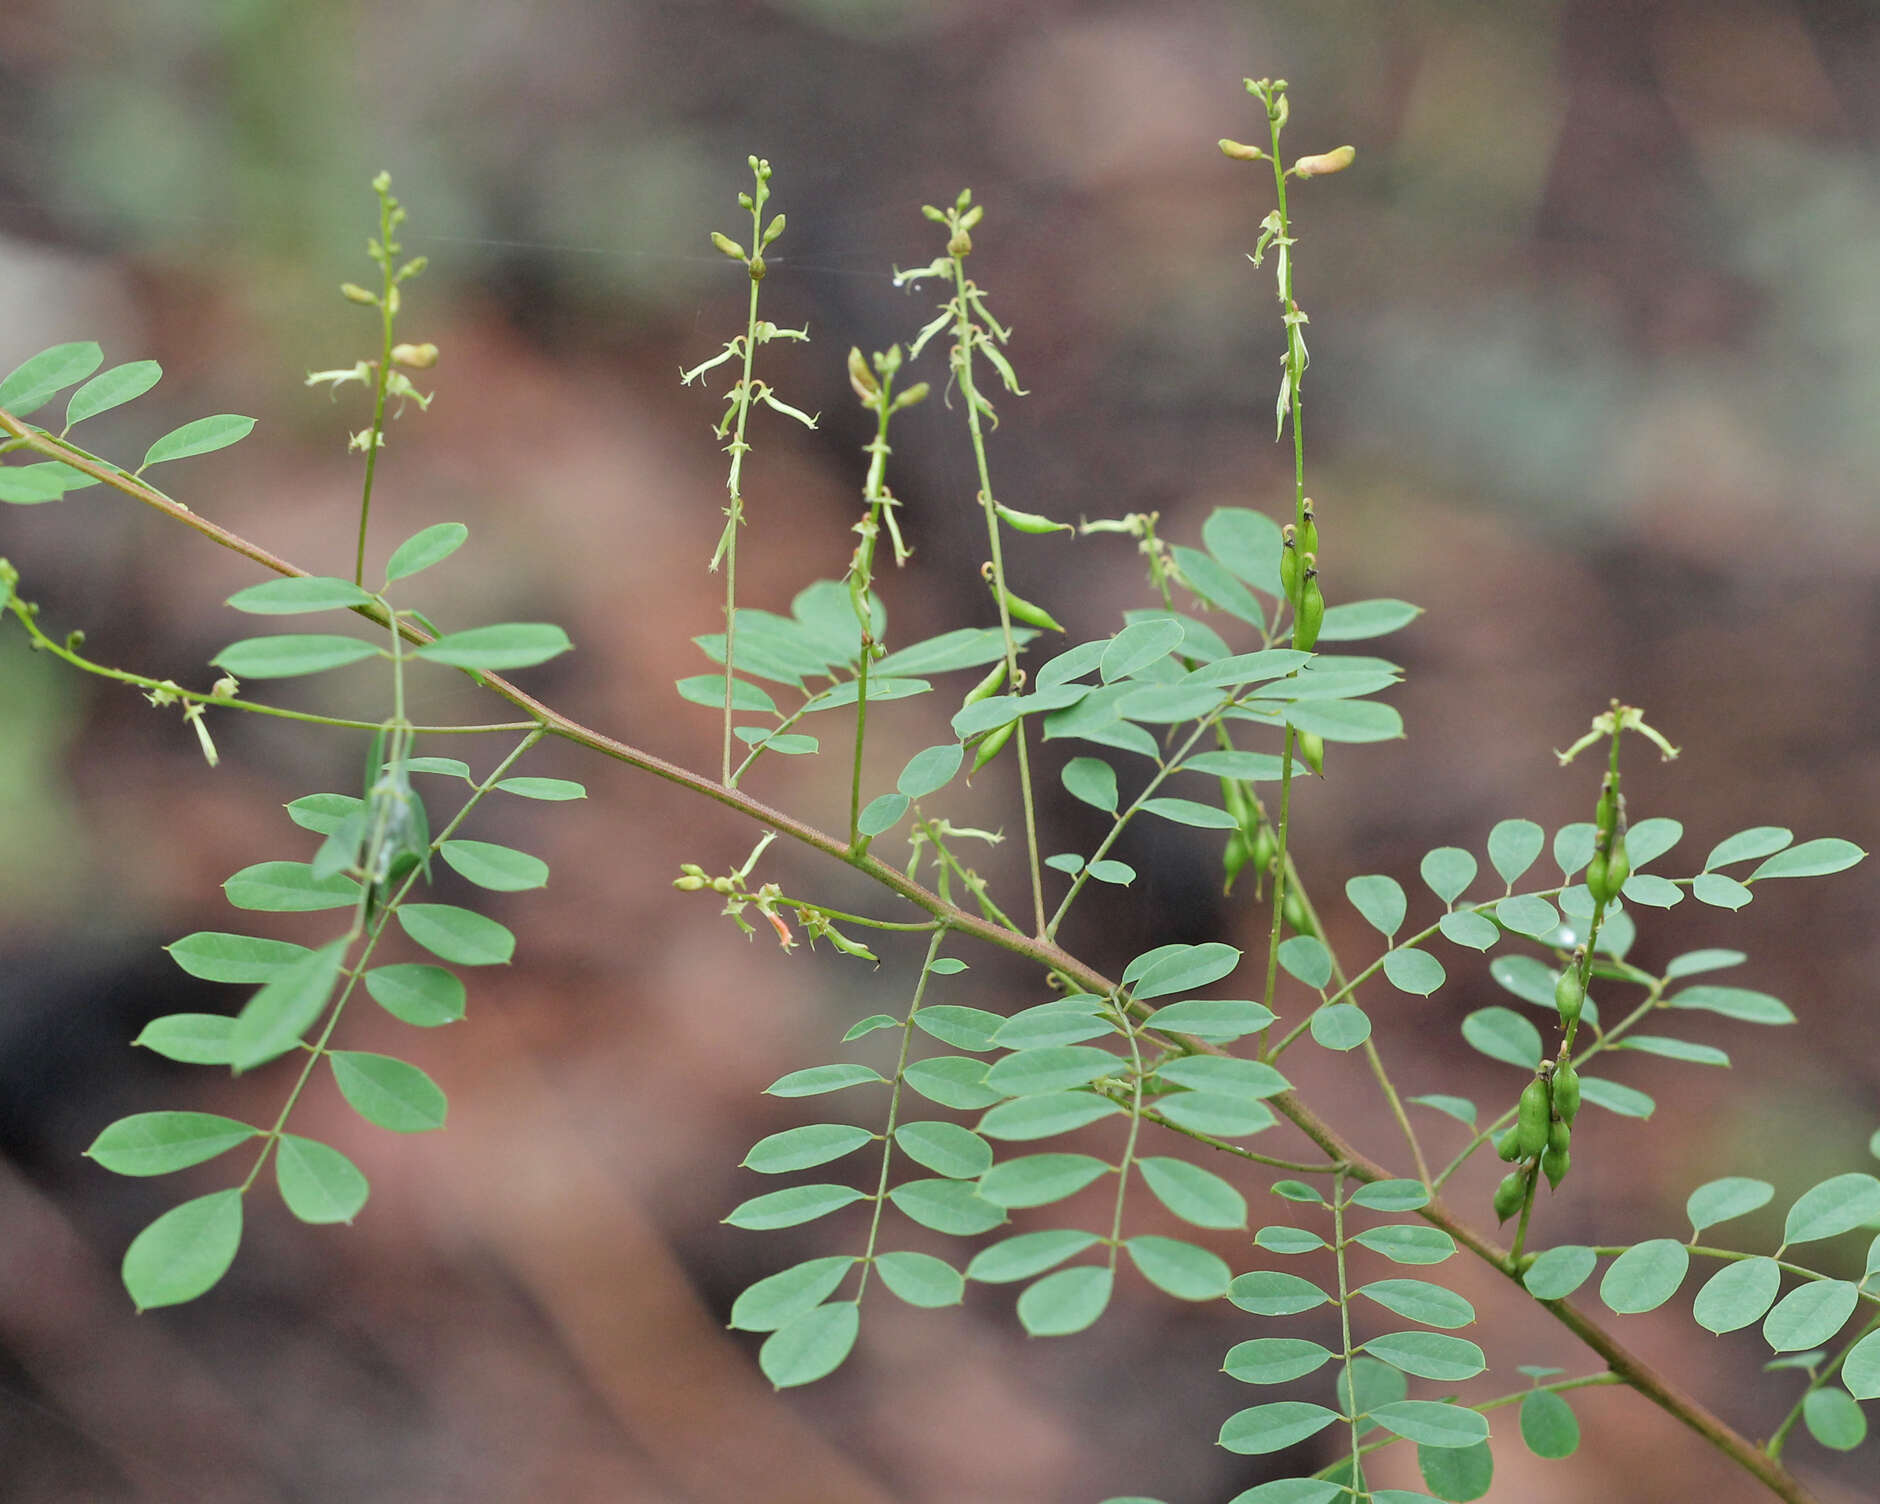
711,231,747,261
210,675,240,700
890,381,930,412
762,213,786,246
748,254,766,281
1218,138,1266,161
848,346,880,402
1292,145,1356,178
673,874,708,891
391,342,438,369
340,283,379,306
947,229,972,258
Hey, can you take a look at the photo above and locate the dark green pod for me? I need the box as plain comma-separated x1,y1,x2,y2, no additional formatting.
968,719,1014,779
1496,1125,1526,1162
1554,960,1585,1029
1298,499,1319,560
1222,831,1251,895
1493,1170,1527,1223
1281,884,1315,938
1516,1077,1551,1158
1294,572,1324,652
1279,525,1300,602
1298,730,1325,777
1548,1118,1571,1156
1542,1144,1571,1190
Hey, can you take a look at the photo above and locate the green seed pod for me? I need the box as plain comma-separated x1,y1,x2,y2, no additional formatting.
983,565,1065,632
1583,849,1608,905
1279,525,1301,602
1548,1118,1571,1156
1298,731,1325,777
968,719,1014,780
1554,955,1586,1029
1493,1170,1527,1223
1604,831,1631,894
959,658,1008,711
1595,773,1619,843
1496,1125,1526,1162
994,502,1074,535
1516,1077,1551,1158
1294,569,1324,652
1250,822,1278,877
1552,1062,1582,1124
1220,778,1251,828
1222,830,1251,895
1542,1144,1571,1190
1299,498,1319,559
1281,884,1315,938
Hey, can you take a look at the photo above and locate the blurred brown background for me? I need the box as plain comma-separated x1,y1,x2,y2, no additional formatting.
3,1,1879,1501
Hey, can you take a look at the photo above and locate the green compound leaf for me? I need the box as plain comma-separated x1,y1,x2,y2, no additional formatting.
1346,874,1406,938
897,742,964,799
229,937,347,1070
872,626,1020,677
274,1134,369,1224
212,634,380,678
1218,1401,1342,1455
1276,935,1333,989
1273,1181,1328,1204
1621,874,1682,908
1750,838,1866,880
87,1112,259,1177
1693,873,1752,909
856,793,909,836
984,1045,1117,1097
1842,1329,1880,1399
1224,1337,1335,1385
1125,941,1241,1001
1137,1157,1247,1229
226,575,377,615
1419,846,1478,904
725,1183,868,1230
1665,948,1747,979
1282,699,1402,743
1356,1279,1477,1329
133,1013,237,1065
1370,1401,1489,1450
1519,1389,1580,1459
978,1153,1110,1209
894,1120,992,1179
1086,859,1137,884
1783,1172,1880,1245
902,1056,1002,1110
167,931,314,983
1353,1225,1457,1266
1383,947,1446,997
1489,955,1556,1008
1409,1094,1476,1127
676,674,778,714
414,623,572,672
1172,545,1265,625
1693,1257,1782,1335
365,963,466,1027
1523,1245,1596,1300
1487,818,1544,888
1623,817,1682,869
1600,1239,1690,1313
978,1092,1123,1141
1704,826,1791,870
1351,1180,1431,1212
1153,1056,1290,1099
1,341,104,416
1101,619,1185,681
1225,1482,1341,1504
494,776,586,800
1361,1331,1487,1382
121,1189,243,1312
1554,821,1597,878
1139,796,1239,830
888,1178,1006,1236
1763,1279,1859,1352
1494,895,1560,937
329,1051,448,1133
1310,1003,1370,1051
385,522,468,582
1460,1007,1541,1070
1255,1226,1326,1255
286,792,364,835
399,757,473,780
224,861,361,911
759,1301,859,1388
1152,1092,1274,1139
0,465,78,503
873,1250,963,1309
397,904,516,966
1203,507,1284,595
1803,1387,1867,1451
966,1229,1100,1284
912,1005,1004,1052
1418,1438,1493,1503
438,840,549,891
1437,910,1499,951
742,1123,874,1174
1671,985,1788,1028
765,1063,887,1097
1017,1264,1113,1336
1317,598,1421,641
1686,1177,1774,1236
1146,998,1275,1041
731,1256,857,1332
1228,1271,1330,1317
1578,1077,1655,1118
143,414,255,467
1617,1035,1728,1067
1125,1235,1231,1300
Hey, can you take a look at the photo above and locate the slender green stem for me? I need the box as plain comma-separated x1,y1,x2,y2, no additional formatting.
855,928,949,1303
849,646,869,848
1332,1172,1361,1488
354,189,401,586
720,267,763,788
1767,1309,1880,1458
1104,996,1148,1273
